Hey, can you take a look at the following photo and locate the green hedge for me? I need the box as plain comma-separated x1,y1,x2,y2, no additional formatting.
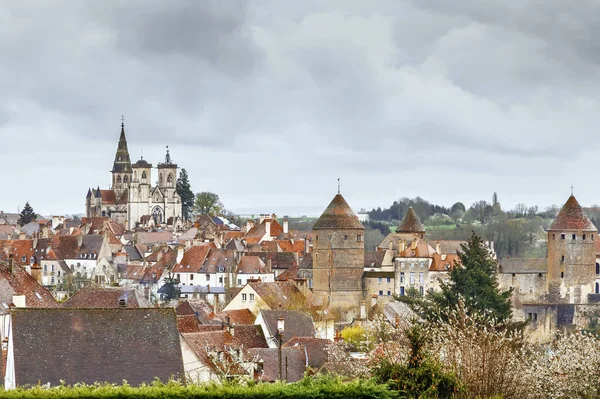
0,378,397,399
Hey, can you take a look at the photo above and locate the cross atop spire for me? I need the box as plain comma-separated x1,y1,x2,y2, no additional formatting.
337,178,340,194
121,115,125,127
570,184,574,196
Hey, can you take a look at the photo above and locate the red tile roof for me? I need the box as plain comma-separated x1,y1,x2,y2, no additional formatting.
396,207,425,233
313,194,364,230
62,287,152,308
99,190,117,204
237,256,266,274
549,195,597,231
0,263,59,308
172,245,211,273
217,309,256,325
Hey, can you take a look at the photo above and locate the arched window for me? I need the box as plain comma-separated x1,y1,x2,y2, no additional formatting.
572,234,576,240
159,173,163,187
101,210,106,217
123,175,129,183
142,171,147,180
596,282,599,294
167,174,173,186
596,262,599,275
116,176,122,184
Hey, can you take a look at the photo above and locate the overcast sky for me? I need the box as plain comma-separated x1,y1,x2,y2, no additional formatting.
2,1,600,217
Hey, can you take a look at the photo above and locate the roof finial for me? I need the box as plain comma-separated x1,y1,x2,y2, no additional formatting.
337,178,340,194
141,148,143,160
165,145,171,164
570,184,574,196
121,115,125,128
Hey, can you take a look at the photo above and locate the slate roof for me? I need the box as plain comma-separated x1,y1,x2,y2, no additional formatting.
283,337,331,368
123,245,144,261
11,308,183,386
179,299,221,325
248,346,307,382
259,309,315,344
254,252,297,271
498,258,547,274
231,324,268,349
62,287,152,308
364,251,385,268
300,253,312,269
549,195,597,231
313,194,364,230
396,207,425,233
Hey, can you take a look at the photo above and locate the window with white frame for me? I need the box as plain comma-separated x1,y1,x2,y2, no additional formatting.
409,272,415,285
242,293,247,302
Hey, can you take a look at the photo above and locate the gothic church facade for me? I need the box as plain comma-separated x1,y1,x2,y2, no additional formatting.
85,122,183,230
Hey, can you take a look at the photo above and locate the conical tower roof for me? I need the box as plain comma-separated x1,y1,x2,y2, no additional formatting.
396,207,425,234
313,194,364,230
549,195,597,231
112,122,132,173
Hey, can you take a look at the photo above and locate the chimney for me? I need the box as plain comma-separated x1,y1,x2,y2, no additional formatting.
177,245,184,263
77,235,83,248
436,242,441,254
265,220,271,238
12,295,26,308
19,232,25,240
411,239,418,250
360,301,367,320
33,235,38,250
395,316,400,328
388,241,393,250
283,216,289,234
157,249,163,262
304,238,309,255
31,264,43,285
46,241,52,254
371,294,378,308
8,255,14,275
42,226,49,239
266,257,272,273
399,240,406,252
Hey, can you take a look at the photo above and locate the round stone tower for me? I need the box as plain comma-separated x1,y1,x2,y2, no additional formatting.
312,193,365,323
396,207,426,240
547,195,598,303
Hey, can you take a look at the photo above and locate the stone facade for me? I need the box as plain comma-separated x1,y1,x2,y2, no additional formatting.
85,123,183,230
312,194,365,323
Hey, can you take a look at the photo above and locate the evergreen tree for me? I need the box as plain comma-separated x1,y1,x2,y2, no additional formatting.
159,272,181,301
400,232,513,324
17,202,37,226
176,169,194,220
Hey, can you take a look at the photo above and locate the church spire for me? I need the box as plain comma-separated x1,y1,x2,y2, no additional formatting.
112,117,132,173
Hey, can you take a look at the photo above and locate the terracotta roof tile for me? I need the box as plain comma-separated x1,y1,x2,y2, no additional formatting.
173,245,211,273
313,194,364,230
249,281,312,311
62,287,152,308
217,309,256,325
396,207,425,233
237,256,266,274
177,314,200,333
549,195,597,231
0,263,59,308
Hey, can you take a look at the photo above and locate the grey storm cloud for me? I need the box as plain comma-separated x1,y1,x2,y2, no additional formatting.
1,0,600,216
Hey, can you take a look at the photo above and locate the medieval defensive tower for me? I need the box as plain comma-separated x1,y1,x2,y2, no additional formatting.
312,193,365,323
547,195,597,303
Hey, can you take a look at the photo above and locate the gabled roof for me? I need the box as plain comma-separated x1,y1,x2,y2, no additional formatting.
396,207,425,233
300,253,312,269
62,287,152,308
253,252,297,270
364,251,385,268
0,263,59,309
247,346,307,382
259,309,315,344
249,281,311,311
172,245,211,273
237,256,267,274
313,194,364,230
283,337,331,368
549,195,597,231
11,308,182,386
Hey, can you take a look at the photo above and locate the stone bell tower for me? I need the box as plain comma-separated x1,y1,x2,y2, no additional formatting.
111,120,133,197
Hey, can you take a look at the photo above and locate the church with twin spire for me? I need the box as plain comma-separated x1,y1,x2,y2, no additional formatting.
85,121,183,230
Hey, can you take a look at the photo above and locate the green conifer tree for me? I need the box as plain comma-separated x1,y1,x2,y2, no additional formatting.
17,202,37,226
176,169,194,220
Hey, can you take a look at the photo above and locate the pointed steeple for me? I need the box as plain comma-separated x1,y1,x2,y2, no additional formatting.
549,195,597,231
396,207,425,234
313,193,364,230
112,119,132,173
86,188,92,199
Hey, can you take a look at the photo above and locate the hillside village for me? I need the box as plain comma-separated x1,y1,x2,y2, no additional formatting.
1,125,600,389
